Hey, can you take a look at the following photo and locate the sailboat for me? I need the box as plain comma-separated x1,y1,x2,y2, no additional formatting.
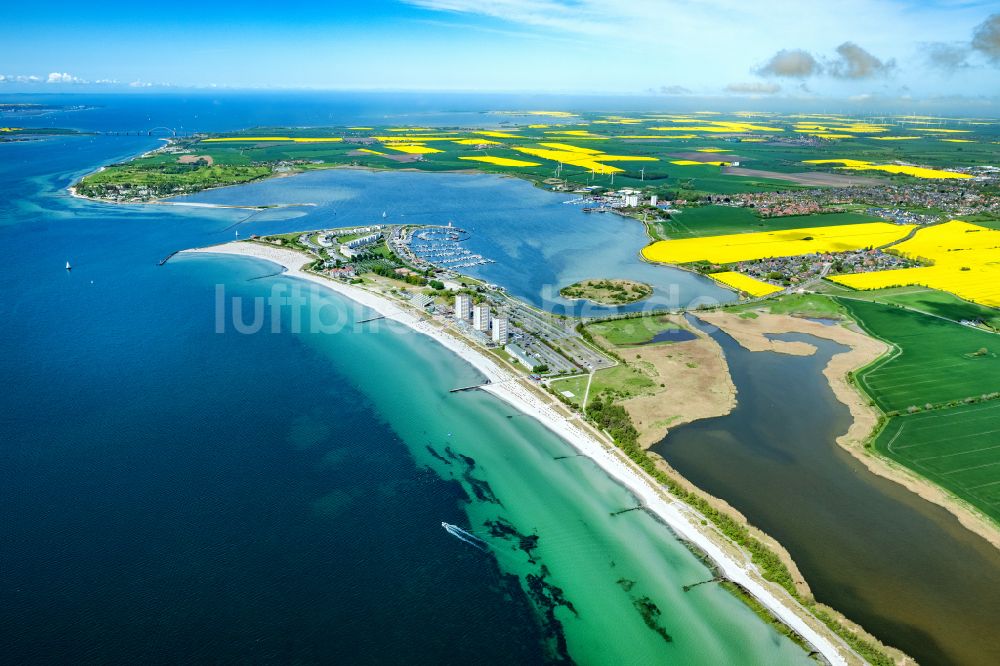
382,210,387,219
65,261,72,270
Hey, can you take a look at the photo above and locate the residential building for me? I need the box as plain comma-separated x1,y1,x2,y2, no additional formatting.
454,293,472,321
491,316,509,344
473,303,490,332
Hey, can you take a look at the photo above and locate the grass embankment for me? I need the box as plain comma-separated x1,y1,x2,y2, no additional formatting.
559,279,652,305
836,298,1000,526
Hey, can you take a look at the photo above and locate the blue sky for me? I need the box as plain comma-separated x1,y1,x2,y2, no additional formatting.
2,0,999,104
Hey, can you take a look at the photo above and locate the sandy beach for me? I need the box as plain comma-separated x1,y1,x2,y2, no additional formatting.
184,240,861,666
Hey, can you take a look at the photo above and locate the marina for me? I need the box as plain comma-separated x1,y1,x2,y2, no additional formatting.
408,224,495,270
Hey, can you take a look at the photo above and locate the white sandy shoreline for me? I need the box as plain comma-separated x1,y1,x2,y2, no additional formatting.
183,241,856,666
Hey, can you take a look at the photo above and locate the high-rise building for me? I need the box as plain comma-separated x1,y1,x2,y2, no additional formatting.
454,293,472,321
472,303,490,332
491,316,509,345
649,194,658,206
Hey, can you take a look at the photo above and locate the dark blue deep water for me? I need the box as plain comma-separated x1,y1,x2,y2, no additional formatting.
0,95,809,665
0,129,546,663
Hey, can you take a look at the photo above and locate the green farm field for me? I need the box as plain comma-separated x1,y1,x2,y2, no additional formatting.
654,206,884,239
873,400,1000,523
74,111,999,201
832,286,1000,330
837,298,1000,412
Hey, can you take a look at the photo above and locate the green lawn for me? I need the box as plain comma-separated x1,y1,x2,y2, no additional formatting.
873,401,1000,523
837,298,1000,412
552,363,656,408
587,315,683,346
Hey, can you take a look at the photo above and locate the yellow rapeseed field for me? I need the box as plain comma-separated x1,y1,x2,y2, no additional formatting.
641,222,914,264
709,272,784,297
793,122,887,134
829,221,1000,307
357,148,388,156
451,138,501,145
474,130,522,139
796,132,856,139
374,136,458,141
804,159,972,179
543,130,605,137
671,160,726,166
203,137,344,143
383,143,443,154
537,142,600,154
648,120,784,132
458,156,541,167
619,134,698,139
871,136,920,141
511,145,658,174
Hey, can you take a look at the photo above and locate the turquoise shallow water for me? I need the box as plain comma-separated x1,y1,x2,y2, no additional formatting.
0,98,803,664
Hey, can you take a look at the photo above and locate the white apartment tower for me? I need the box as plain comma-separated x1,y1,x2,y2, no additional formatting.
491,316,509,345
454,293,472,321
472,303,490,332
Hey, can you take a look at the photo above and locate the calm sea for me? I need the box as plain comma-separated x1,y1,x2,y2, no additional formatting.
0,94,804,663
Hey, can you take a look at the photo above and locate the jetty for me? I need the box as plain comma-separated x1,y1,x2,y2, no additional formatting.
449,381,491,393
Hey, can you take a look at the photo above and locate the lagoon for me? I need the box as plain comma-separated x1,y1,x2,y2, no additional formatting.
655,324,1000,666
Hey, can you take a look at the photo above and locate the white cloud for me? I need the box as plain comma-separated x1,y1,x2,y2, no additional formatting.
0,74,42,84
46,72,87,84
400,0,998,97
826,42,895,79
129,80,154,88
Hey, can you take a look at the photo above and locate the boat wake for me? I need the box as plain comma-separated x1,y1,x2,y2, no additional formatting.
442,522,489,552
